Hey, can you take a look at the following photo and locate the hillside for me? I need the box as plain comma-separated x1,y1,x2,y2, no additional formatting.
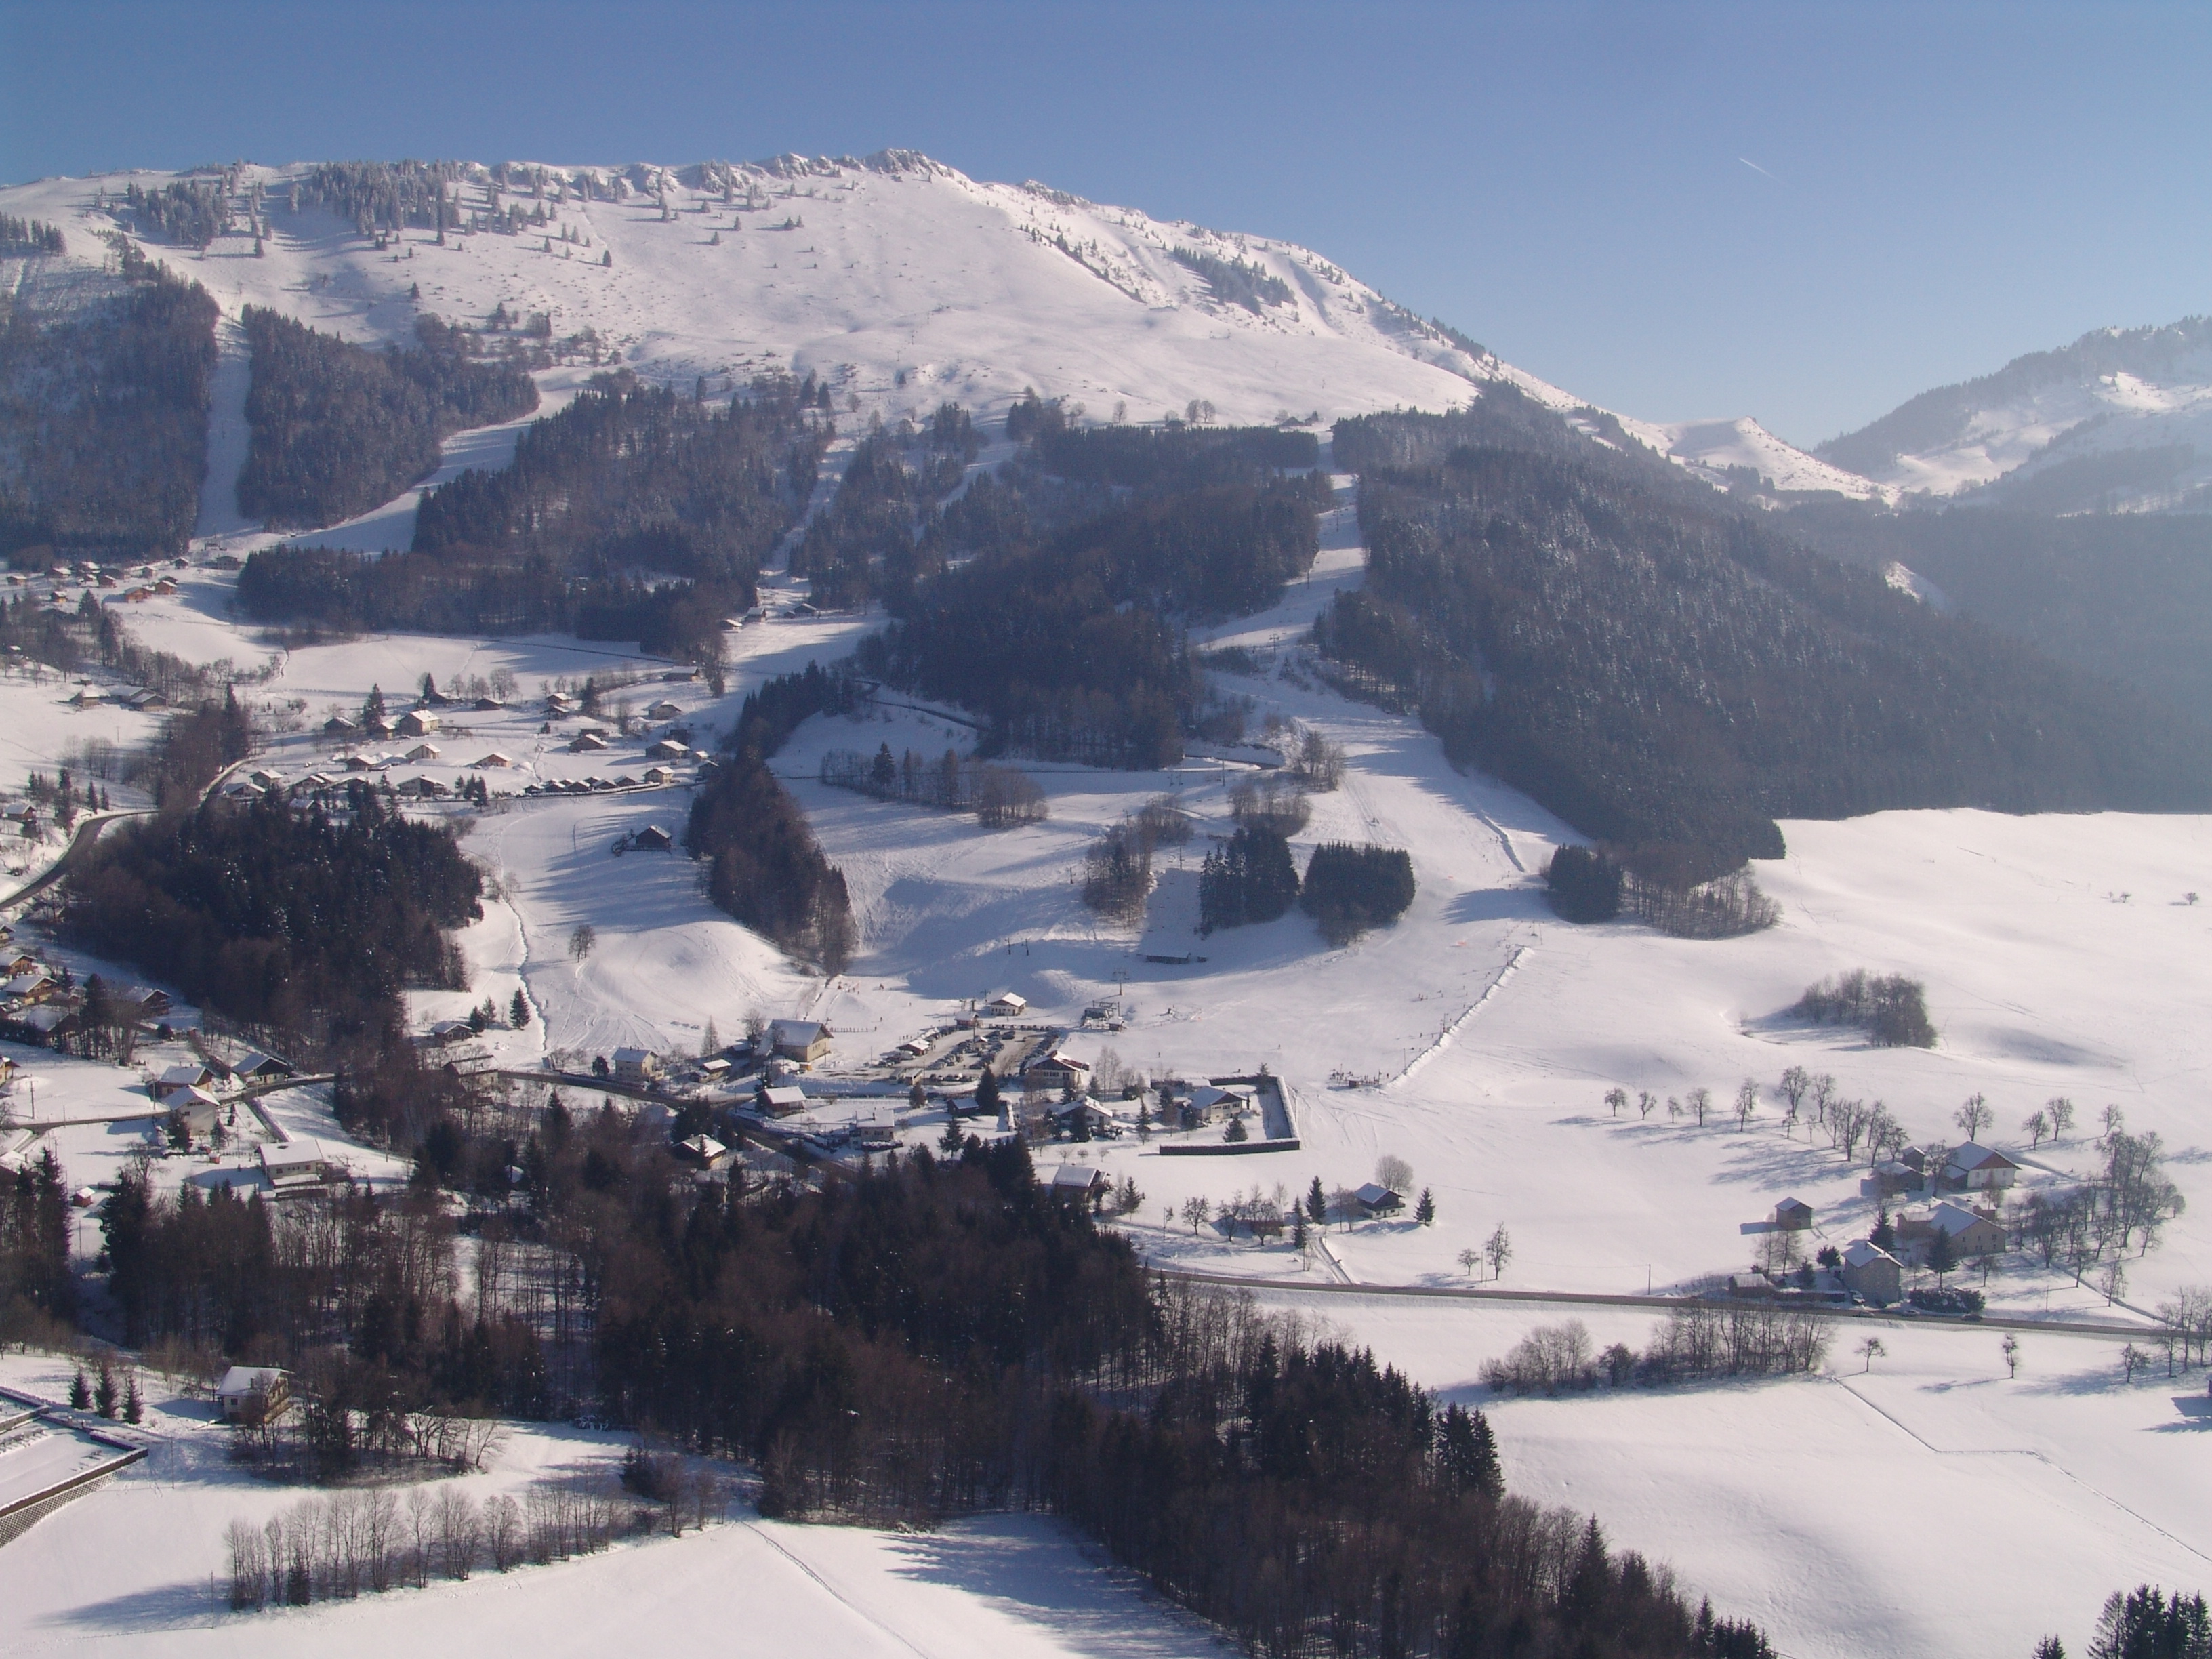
1816,315,2212,508
0,152,1872,550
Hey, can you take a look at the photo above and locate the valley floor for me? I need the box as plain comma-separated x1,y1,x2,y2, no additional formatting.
1,531,2208,1656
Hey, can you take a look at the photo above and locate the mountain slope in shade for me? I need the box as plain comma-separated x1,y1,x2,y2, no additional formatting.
1816,315,2212,508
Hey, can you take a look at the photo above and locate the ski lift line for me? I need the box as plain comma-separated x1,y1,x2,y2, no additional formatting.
1391,945,1531,1089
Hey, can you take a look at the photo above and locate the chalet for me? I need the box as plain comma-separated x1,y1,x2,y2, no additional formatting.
395,777,448,798
1046,1164,1104,1200
422,1019,475,1045
984,989,1027,1017
613,776,640,790
631,825,674,852
1176,1083,1245,1128
234,1051,295,1081
396,710,441,738
0,951,38,977
1898,1202,2007,1265
363,716,396,739
115,985,170,1017
403,743,441,763
646,737,689,761
260,1138,327,1187
768,1019,833,1063
758,1084,809,1116
4,969,56,1004
1944,1143,2019,1192
1050,1097,1119,1139
676,1134,728,1164
152,1061,214,1099
609,1047,659,1085
167,1086,223,1137
248,769,286,790
1771,1197,1814,1232
473,696,504,712
216,1366,291,1425
472,752,514,769
645,701,683,721
642,766,674,785
1868,1158,1923,1200
1353,1183,1404,1218
124,687,167,710
569,731,609,753
340,753,375,771
1839,1239,1904,1306
1023,1051,1090,1097
545,692,579,714
846,1121,897,1151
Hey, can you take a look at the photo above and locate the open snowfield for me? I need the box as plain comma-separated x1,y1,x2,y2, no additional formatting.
5,151,2211,1656
11,501,2212,1650
0,1356,1210,1659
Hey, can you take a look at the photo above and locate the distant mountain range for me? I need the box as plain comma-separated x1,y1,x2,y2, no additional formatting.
1815,316,2212,512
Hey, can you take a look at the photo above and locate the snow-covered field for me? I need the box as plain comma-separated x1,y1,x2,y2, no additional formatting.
7,508,2211,1652
0,1354,1209,1659
1,148,2209,1659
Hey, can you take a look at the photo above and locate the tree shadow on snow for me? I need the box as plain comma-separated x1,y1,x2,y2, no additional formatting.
42,1577,215,1634
886,1513,1206,1657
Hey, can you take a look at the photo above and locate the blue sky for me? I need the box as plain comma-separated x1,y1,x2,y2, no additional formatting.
5,0,2207,445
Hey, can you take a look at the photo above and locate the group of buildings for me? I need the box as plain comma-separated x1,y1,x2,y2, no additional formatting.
1740,1140,2023,1307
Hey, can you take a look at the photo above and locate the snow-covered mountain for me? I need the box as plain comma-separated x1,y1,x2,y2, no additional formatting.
0,150,1864,509
1816,315,2212,510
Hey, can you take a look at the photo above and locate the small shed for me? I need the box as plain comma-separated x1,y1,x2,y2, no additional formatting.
1772,1197,1814,1232
632,825,674,853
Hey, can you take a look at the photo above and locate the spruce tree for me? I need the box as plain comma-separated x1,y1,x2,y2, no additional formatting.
974,1066,1000,1119
510,988,531,1029
68,1368,90,1410
1415,1188,1435,1226
1306,1176,1328,1227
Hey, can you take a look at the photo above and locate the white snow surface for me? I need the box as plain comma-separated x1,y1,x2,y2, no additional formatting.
1,152,1849,524
2,153,2210,1659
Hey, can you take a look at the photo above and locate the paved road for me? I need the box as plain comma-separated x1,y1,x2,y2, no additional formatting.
0,810,148,910
1149,1263,2155,1342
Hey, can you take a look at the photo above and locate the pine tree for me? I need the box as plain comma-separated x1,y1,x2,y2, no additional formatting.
94,1361,117,1418
510,987,531,1029
939,1111,964,1155
974,1066,1000,1119
1416,1187,1435,1226
69,1368,90,1410
123,1375,143,1423
1306,1175,1328,1227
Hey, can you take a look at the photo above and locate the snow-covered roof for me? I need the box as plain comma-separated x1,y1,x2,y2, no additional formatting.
985,989,1026,1010
612,1046,652,1065
216,1366,285,1397
1842,1240,1900,1269
1047,1164,1102,1190
769,1018,828,1043
1946,1143,2018,1172
156,1063,211,1088
260,1139,323,1176
1931,1201,1998,1237
1353,1182,1401,1207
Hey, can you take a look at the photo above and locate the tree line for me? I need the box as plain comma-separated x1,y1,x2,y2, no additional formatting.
819,744,1048,827
236,371,827,660
64,781,482,1061
853,414,1327,769
0,216,66,255
236,306,539,529
0,255,217,561
1322,394,2212,882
